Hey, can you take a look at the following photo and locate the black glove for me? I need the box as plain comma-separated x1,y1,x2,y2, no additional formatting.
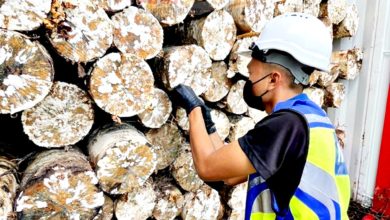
172,84,216,134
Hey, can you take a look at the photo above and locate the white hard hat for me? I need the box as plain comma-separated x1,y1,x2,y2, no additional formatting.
240,12,332,85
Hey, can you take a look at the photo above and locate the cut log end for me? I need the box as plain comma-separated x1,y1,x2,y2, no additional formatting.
331,48,363,80
97,0,131,12
228,36,257,78
319,0,347,25
303,87,325,107
228,182,247,220
0,29,54,114
226,80,248,115
138,88,172,129
324,83,345,108
175,107,190,131
228,115,255,142
333,3,359,39
0,156,18,220
210,109,230,140
202,62,232,102
94,195,114,220
22,82,94,148
182,185,222,220
153,176,184,220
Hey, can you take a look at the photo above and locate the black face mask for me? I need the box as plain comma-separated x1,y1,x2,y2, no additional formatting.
243,73,271,111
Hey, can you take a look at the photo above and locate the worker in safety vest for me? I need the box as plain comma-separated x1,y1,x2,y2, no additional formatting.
172,12,351,219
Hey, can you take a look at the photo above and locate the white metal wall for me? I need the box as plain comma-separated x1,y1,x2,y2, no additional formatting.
328,0,390,207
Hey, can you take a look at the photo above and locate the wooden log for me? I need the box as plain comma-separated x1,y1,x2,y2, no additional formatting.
138,88,172,129
153,176,185,220
21,82,94,148
335,125,346,149
309,70,339,87
202,62,232,102
319,0,347,25
331,48,363,80
0,156,18,220
175,107,190,132
227,182,247,220
226,80,248,115
247,107,267,123
158,45,212,96
182,185,222,220
87,123,157,194
274,0,304,16
303,87,325,107
185,9,236,61
0,0,51,31
94,195,114,220
89,53,155,117
197,0,229,10
146,123,184,170
171,143,204,192
228,115,255,142
115,179,156,220
333,3,359,39
138,0,195,26
211,109,231,140
324,83,345,108
225,0,275,33
45,0,113,63
227,36,258,78
97,0,131,13
111,6,163,60
303,0,321,17
15,149,104,219
0,29,54,114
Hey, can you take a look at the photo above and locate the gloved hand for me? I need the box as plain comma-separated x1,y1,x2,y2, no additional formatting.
172,84,216,134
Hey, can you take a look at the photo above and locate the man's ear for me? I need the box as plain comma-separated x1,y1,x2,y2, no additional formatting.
268,72,281,88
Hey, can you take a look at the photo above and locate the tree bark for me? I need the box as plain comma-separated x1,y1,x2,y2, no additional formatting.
0,29,54,114
227,36,258,78
0,0,51,31
225,80,248,115
333,3,359,39
87,123,157,195
324,83,345,108
138,88,172,129
202,62,232,102
21,82,94,148
88,53,155,117
45,0,113,63
319,0,347,25
15,149,104,219
111,6,163,60
182,185,222,220
146,123,184,171
228,115,255,142
0,156,18,220
331,48,363,80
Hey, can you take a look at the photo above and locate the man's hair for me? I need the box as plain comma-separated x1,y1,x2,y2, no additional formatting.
267,63,304,91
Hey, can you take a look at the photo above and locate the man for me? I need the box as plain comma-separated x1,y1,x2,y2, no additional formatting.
172,13,350,219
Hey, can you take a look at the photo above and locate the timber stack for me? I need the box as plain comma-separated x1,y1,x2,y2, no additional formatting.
0,0,362,219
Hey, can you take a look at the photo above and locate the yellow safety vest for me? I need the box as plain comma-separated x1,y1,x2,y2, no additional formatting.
245,94,350,220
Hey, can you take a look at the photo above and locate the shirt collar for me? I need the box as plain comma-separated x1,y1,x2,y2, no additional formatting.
272,93,310,113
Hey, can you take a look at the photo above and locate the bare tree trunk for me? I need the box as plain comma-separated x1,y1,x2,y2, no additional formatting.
182,185,222,220
21,82,94,148
138,88,172,129
45,0,113,63
324,83,345,108
88,53,155,117
331,48,363,80
0,156,18,220
97,0,131,13
303,87,325,107
319,0,347,24
157,45,212,96
0,0,51,31
202,62,232,102
87,123,157,194
111,6,163,60
15,149,104,219
225,80,248,115
146,123,184,171
0,29,54,114
333,3,359,39
228,115,255,142
227,36,258,78
225,0,275,33
227,182,247,220
138,0,195,26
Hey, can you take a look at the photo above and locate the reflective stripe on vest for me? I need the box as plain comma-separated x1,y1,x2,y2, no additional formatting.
245,94,350,220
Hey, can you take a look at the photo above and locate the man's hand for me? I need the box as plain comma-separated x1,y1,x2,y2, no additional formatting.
172,84,216,134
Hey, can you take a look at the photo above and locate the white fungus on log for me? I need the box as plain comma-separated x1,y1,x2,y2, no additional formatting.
185,9,236,61
0,0,51,31
333,3,359,39
211,109,231,140
94,195,114,220
146,123,184,170
138,88,172,129
0,29,54,114
97,0,131,13
45,0,113,63
303,87,325,107
87,123,157,194
171,143,204,192
202,62,232,102
153,176,185,220
115,179,157,220
324,83,345,108
21,81,94,148
274,0,304,16
16,149,104,219
309,70,339,87
303,0,322,17
111,6,164,60
181,185,222,220
228,115,255,142
225,80,248,115
139,0,195,26
227,36,258,78
0,156,18,220
247,107,267,123
175,107,190,132
228,182,247,220
158,45,212,96
89,53,155,117
225,0,275,33
202,0,230,10
331,48,363,80
319,0,347,25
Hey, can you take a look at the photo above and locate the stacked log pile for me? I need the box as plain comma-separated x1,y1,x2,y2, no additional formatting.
0,0,362,219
